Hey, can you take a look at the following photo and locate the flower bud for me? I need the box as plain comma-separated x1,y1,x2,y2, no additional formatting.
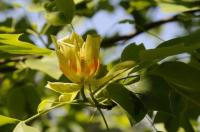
55,32,101,83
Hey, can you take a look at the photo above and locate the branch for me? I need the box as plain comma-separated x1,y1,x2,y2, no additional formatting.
101,9,200,47
0,55,42,73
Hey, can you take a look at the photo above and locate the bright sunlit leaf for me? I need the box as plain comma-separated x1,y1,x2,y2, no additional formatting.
13,122,39,132
0,115,20,126
46,82,81,93
0,34,52,55
23,55,62,80
37,99,53,113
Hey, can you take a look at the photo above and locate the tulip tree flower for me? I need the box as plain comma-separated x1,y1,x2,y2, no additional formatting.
47,32,101,102
56,32,101,83
48,32,135,102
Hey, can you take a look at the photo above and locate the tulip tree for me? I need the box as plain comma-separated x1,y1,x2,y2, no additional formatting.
0,0,200,132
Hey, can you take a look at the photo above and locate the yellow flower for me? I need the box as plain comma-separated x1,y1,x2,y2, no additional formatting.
55,32,101,83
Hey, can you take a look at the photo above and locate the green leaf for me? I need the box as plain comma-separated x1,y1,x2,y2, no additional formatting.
45,12,66,26
157,29,200,48
140,30,200,62
121,43,145,62
107,61,136,75
96,61,135,87
0,34,52,55
0,115,20,126
122,75,140,85
150,61,200,105
7,85,40,119
130,0,153,10
74,0,84,4
154,95,196,132
0,26,15,33
59,93,78,102
46,82,81,94
106,83,147,124
23,55,62,80
55,0,75,24
118,19,135,24
140,44,200,62
50,35,59,50
22,85,41,114
180,116,195,132
0,51,20,59
7,88,26,119
159,3,198,13
134,75,172,113
13,122,39,132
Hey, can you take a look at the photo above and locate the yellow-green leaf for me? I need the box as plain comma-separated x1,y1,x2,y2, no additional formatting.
0,34,52,55
23,55,62,80
0,115,20,126
37,99,53,113
46,82,81,93
59,93,78,102
13,122,39,132
159,3,198,13
95,61,136,87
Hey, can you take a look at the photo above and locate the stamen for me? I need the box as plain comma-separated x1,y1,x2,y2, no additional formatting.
58,41,75,48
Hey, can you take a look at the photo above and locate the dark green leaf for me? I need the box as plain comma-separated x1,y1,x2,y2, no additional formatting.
150,61,200,106
97,0,114,12
121,43,145,62
7,85,40,119
23,85,41,114
140,30,200,62
140,44,200,62
7,88,26,119
154,95,195,132
106,83,147,124
118,19,135,24
134,75,172,113
55,0,75,24
157,29,200,48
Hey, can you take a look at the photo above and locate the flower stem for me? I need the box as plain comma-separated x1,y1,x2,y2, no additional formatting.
88,85,110,131
80,85,88,102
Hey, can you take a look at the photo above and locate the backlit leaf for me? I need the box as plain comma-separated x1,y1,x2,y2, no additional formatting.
0,34,52,55
46,82,81,93
13,122,39,132
23,55,62,80
37,99,53,113
0,115,19,126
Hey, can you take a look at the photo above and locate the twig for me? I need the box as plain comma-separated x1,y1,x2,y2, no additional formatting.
146,114,159,132
24,101,93,123
24,102,67,123
101,9,200,47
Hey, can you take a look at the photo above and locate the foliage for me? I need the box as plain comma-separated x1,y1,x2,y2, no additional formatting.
0,0,200,132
